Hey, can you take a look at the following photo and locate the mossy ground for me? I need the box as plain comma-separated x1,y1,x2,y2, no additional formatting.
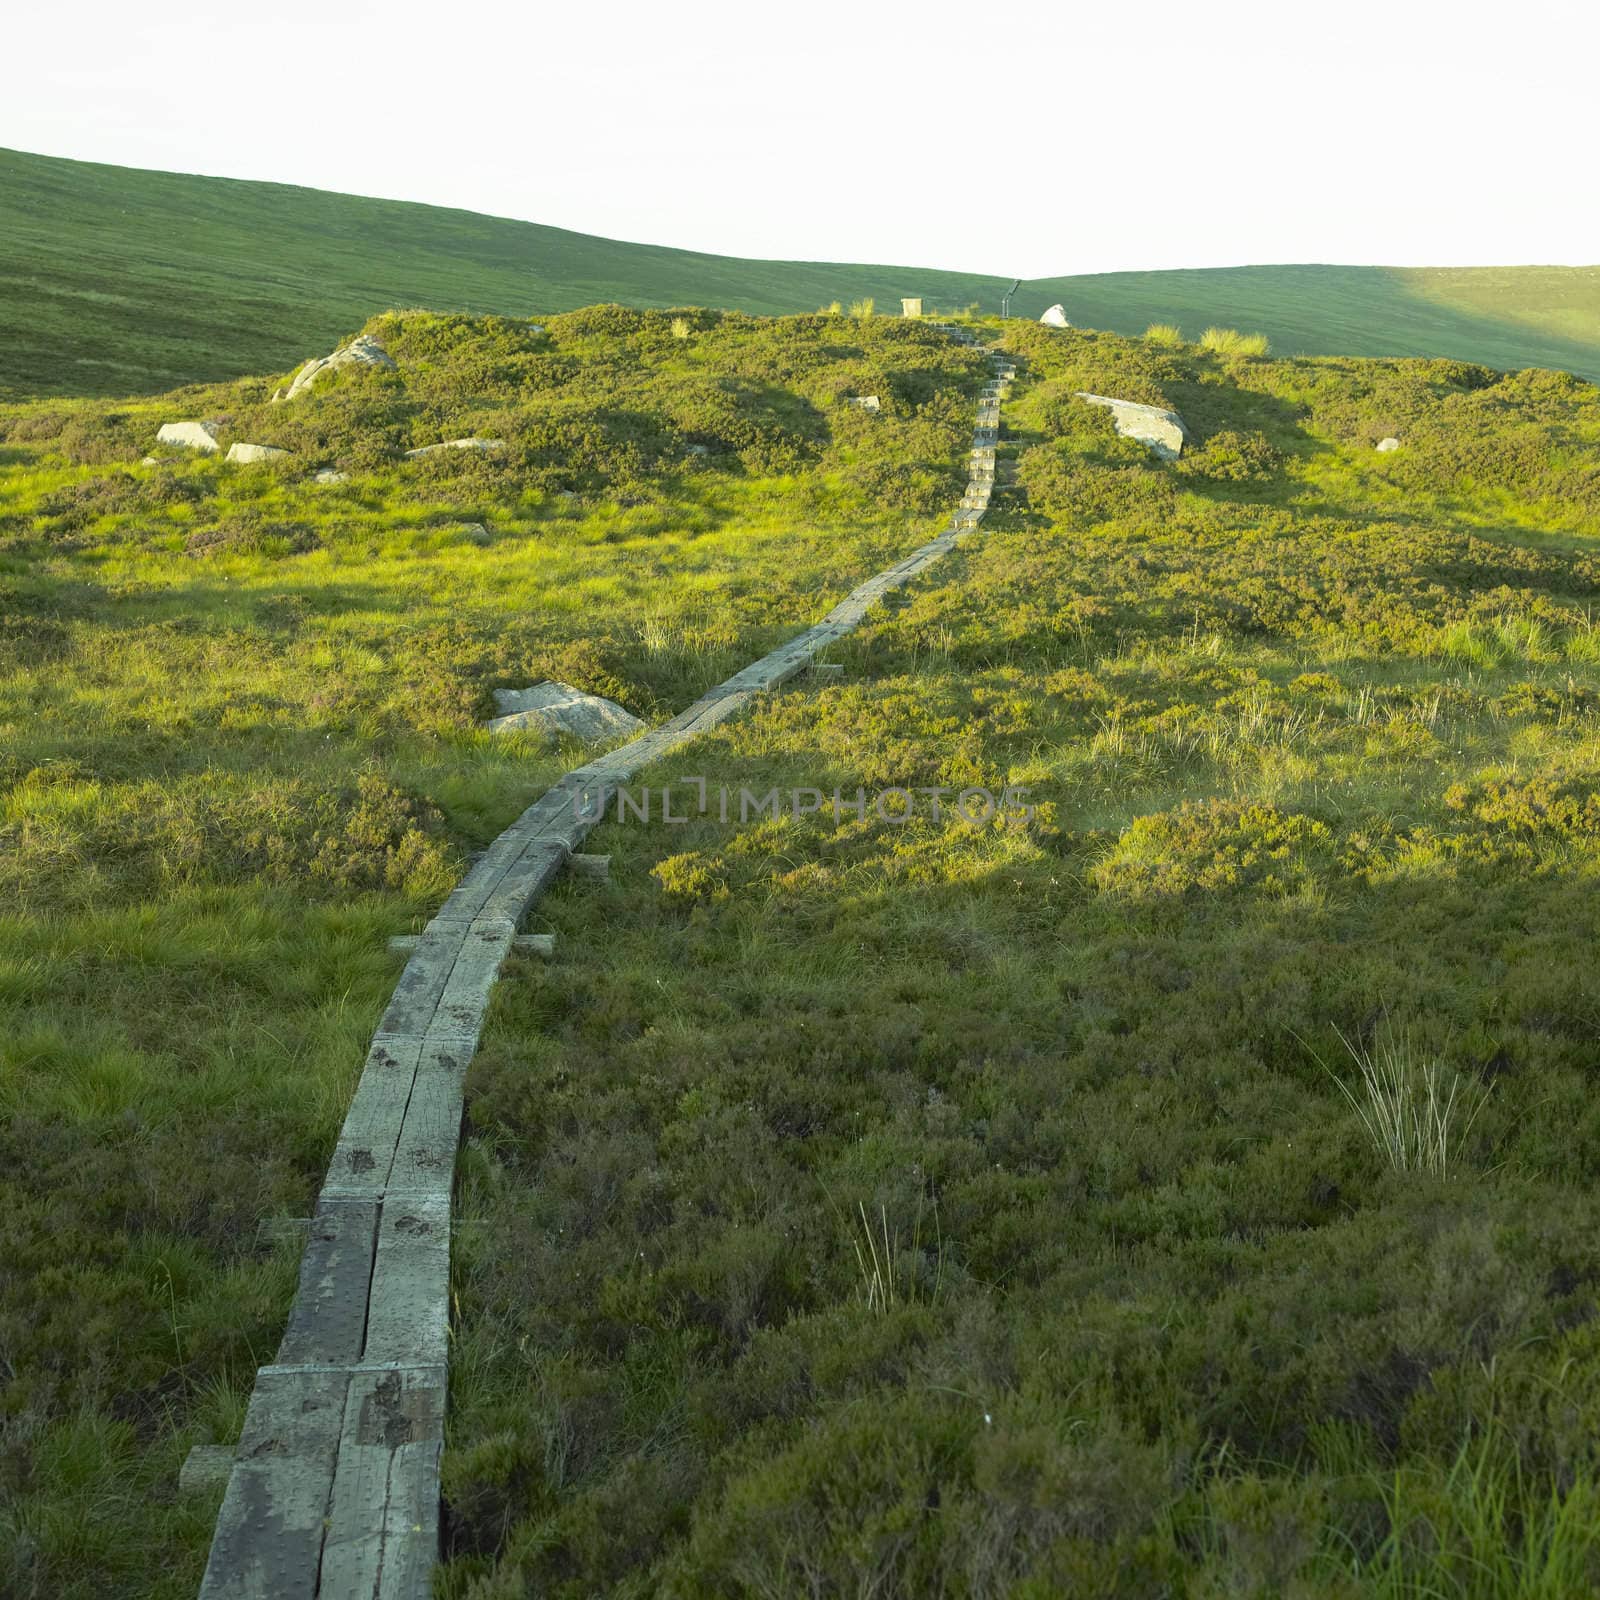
4,309,1600,1596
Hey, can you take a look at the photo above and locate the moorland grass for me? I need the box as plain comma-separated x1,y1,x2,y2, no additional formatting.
0,308,988,1597
441,321,1600,1596
6,309,1600,1596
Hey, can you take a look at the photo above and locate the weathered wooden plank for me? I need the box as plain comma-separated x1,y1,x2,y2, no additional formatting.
426,922,514,1038
197,1368,349,1599
371,931,460,1040
323,1034,424,1196
473,840,571,928
363,1195,452,1365
384,1037,477,1202
277,1199,380,1363
318,1366,445,1600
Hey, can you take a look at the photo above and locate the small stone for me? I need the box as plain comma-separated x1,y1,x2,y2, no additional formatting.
1376,437,1401,452
404,438,505,458
1074,392,1188,460
487,681,645,743
312,468,349,484
140,456,159,465
1039,304,1070,328
156,420,222,453
225,442,291,464
460,522,493,546
849,395,882,412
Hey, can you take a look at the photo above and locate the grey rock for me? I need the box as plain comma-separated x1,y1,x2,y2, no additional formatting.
278,333,396,402
487,681,645,743
312,468,349,484
1074,392,1188,460
1039,304,1070,328
460,522,493,546
849,395,882,412
404,438,505,458
225,442,291,464
156,420,222,453
1376,437,1401,453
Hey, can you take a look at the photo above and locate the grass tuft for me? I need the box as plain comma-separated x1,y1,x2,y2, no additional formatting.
1199,326,1271,356
1326,1023,1490,1176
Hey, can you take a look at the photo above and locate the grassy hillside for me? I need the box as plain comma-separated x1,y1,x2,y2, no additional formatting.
6,311,1600,1593
0,148,1001,399
1016,263,1600,385
5,145,1600,397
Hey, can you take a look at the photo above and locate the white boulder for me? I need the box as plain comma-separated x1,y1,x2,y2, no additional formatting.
313,468,349,484
1075,392,1188,460
278,333,396,402
1040,304,1070,328
157,420,222,453
225,442,291,464
849,395,882,412
487,681,645,743
404,438,505,458
1376,437,1401,453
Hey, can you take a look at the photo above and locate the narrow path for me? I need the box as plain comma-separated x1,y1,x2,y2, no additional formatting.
198,329,1013,1597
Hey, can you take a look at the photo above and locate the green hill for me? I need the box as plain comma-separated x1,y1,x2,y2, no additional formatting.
1014,262,1600,384
5,145,1600,397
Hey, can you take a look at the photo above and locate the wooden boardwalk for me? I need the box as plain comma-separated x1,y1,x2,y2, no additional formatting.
196,331,1015,1597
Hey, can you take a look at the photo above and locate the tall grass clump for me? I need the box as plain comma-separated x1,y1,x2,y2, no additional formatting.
1200,326,1271,357
1144,322,1184,346
847,1199,944,1313
1326,1024,1489,1176
849,298,876,321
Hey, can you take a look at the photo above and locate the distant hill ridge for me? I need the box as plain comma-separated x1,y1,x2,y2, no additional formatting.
4,145,1599,397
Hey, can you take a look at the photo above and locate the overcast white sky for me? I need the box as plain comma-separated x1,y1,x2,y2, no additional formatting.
6,0,1597,276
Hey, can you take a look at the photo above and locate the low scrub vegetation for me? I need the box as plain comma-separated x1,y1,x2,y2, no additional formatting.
5,308,1600,1596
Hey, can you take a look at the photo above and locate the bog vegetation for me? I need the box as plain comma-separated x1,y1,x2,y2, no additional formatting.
3,306,1600,1596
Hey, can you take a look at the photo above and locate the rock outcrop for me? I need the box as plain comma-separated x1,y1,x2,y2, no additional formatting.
487,681,645,742
156,420,223,453
1074,392,1188,460
849,395,882,412
404,438,505,458
1040,304,1070,328
313,468,349,484
1376,437,1401,453
225,442,291,464
276,334,396,402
